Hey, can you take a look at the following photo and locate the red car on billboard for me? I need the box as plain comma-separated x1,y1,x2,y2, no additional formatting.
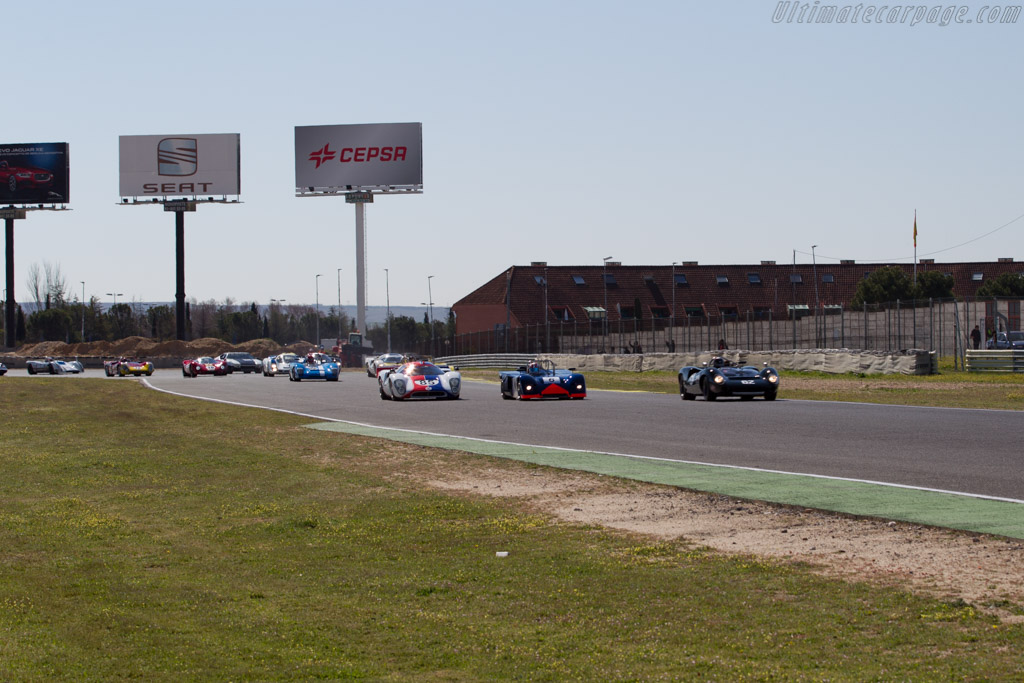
0,160,54,193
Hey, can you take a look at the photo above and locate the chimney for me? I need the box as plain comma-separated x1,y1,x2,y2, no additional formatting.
999,257,1014,263
760,260,776,265
530,261,547,267
840,259,855,264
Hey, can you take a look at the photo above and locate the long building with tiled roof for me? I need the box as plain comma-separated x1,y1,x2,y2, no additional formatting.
452,258,1022,335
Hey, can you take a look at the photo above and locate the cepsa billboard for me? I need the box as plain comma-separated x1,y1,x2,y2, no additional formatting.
295,122,422,194
119,134,240,198
0,142,70,204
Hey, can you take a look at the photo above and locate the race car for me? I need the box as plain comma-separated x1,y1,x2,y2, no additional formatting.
104,357,154,377
499,359,586,400
364,352,403,378
26,358,84,375
262,353,302,377
378,361,461,400
218,351,261,374
678,356,779,401
369,352,405,377
0,362,7,376
182,356,229,377
288,354,341,381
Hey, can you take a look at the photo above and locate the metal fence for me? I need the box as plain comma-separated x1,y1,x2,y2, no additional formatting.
420,297,1024,369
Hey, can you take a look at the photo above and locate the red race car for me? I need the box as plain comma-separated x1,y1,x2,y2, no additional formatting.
182,356,229,378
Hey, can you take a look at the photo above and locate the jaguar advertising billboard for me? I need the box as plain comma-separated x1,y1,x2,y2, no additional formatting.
0,142,70,204
118,134,240,198
294,122,422,194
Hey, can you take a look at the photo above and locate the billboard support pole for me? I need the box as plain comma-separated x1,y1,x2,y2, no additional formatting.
175,210,186,341
355,202,366,334
4,218,14,349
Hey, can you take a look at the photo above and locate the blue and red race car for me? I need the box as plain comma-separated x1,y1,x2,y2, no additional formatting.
378,361,461,400
499,359,586,400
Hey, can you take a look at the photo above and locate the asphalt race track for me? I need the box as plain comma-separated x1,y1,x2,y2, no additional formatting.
113,368,1024,503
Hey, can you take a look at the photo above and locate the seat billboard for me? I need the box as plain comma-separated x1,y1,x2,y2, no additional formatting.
0,142,70,204
295,122,422,194
119,134,240,198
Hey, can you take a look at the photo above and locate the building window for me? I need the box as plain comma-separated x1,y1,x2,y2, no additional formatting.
571,275,585,286
674,273,688,286
603,273,617,286
790,274,803,284
685,306,704,318
716,275,729,285
972,272,984,281
583,306,606,320
822,273,835,283
550,306,574,321
720,306,738,320
642,274,655,284
533,275,546,286
650,306,669,319
747,273,761,284
619,305,636,320
787,304,810,319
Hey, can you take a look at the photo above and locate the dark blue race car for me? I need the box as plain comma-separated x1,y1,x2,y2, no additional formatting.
499,359,586,400
679,357,779,401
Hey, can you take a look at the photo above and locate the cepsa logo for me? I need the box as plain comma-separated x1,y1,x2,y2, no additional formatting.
307,143,407,169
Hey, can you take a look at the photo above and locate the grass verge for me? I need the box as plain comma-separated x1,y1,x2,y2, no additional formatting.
1,380,1022,679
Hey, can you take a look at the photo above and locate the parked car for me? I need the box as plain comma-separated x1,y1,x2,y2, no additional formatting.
26,358,84,375
218,351,261,374
263,353,302,377
288,354,341,382
678,357,779,401
182,356,229,377
986,331,1024,350
499,359,586,400
378,361,461,400
104,357,154,377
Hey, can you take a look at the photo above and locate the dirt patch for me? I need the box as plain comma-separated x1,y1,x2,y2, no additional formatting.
14,337,315,360
415,462,1024,621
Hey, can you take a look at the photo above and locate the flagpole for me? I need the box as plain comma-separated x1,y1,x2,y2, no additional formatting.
913,210,917,289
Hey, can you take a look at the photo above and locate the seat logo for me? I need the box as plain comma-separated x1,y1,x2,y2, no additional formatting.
158,138,197,176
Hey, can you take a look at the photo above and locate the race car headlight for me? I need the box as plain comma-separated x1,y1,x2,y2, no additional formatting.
713,374,725,384
767,373,779,384
525,383,533,391
393,379,407,394
576,383,584,390
449,378,460,393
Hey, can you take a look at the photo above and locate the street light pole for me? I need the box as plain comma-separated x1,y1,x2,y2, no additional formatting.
543,266,549,352
336,268,342,342
80,281,85,341
671,262,677,350
105,292,123,307
315,273,323,349
427,275,435,357
602,256,613,351
384,268,391,353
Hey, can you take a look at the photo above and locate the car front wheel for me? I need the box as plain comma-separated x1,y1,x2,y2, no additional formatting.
702,380,716,401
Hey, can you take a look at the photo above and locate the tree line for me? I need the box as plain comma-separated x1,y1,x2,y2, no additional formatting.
2,261,453,351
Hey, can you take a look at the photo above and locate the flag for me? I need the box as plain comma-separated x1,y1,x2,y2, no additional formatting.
913,211,917,248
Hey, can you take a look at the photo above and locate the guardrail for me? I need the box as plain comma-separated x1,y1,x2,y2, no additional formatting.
435,353,536,369
965,349,1024,372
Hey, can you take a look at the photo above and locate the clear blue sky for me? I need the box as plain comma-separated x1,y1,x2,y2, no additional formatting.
5,0,1022,310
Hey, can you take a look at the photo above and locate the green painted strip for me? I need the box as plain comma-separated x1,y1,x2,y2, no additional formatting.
306,421,1024,539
